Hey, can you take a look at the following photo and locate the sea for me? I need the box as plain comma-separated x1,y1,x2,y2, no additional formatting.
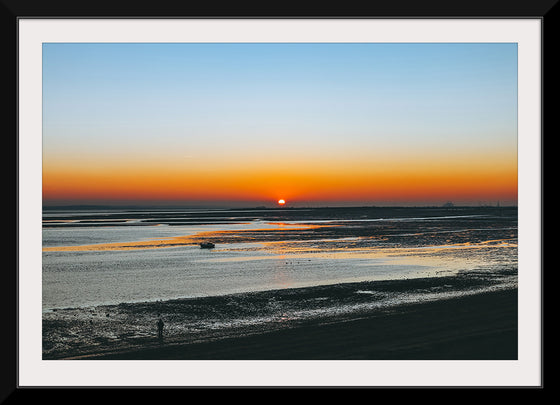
42,205,518,311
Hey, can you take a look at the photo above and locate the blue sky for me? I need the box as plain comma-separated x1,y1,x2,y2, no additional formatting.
43,42,517,144
42,42,518,206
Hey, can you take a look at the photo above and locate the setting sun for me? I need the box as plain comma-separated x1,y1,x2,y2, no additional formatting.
278,199,286,206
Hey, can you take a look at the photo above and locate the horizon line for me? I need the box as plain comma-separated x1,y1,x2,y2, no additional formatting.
42,202,517,210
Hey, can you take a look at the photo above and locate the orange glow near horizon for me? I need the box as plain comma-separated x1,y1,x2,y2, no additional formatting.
42,148,518,206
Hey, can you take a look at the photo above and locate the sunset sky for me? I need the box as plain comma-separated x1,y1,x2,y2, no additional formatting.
42,42,518,207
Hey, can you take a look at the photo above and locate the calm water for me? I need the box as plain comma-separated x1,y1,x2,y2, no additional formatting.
42,206,518,311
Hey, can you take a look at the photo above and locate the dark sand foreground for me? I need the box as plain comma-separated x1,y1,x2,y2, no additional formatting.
78,288,517,360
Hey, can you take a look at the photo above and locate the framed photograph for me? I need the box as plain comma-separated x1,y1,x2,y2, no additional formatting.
11,3,549,392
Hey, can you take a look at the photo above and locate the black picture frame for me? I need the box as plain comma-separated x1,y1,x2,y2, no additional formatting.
7,0,553,396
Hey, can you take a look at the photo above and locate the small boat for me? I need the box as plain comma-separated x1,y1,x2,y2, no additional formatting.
199,242,215,249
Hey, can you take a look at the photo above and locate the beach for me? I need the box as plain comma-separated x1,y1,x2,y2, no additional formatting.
55,288,517,361
41,206,518,361
43,272,517,360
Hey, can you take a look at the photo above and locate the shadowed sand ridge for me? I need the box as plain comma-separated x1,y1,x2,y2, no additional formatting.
43,270,517,360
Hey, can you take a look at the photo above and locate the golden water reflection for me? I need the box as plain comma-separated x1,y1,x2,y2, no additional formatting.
42,222,327,252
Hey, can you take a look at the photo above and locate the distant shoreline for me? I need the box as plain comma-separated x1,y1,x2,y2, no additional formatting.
42,204,518,211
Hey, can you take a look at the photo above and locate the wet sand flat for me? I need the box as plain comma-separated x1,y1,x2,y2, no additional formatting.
42,207,518,361
77,288,517,360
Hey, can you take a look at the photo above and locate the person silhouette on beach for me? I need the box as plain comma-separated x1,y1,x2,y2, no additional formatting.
157,317,164,341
